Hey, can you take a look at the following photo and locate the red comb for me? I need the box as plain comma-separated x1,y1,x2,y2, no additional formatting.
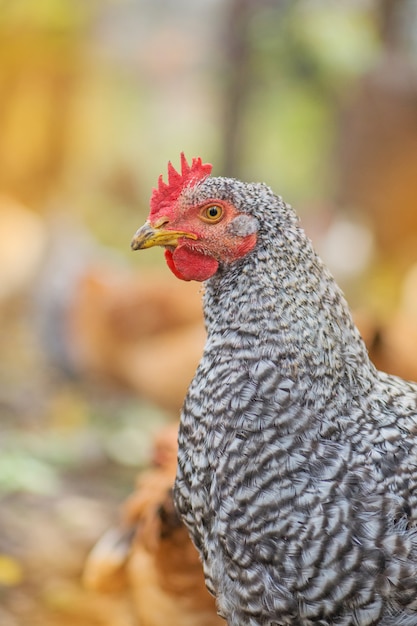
150,153,212,219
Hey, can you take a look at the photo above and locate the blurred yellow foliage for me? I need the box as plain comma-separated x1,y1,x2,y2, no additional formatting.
0,554,24,586
0,0,90,207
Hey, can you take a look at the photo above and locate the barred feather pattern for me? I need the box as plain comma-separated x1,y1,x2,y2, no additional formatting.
174,177,417,625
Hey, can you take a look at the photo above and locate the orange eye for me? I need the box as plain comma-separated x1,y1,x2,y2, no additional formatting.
201,204,223,223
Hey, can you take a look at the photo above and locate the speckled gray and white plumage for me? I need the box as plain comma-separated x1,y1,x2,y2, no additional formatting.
173,177,417,626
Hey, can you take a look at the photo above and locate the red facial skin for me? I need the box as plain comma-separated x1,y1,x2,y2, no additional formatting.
157,200,257,282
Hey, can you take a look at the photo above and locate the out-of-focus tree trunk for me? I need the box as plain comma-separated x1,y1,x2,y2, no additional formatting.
220,0,254,178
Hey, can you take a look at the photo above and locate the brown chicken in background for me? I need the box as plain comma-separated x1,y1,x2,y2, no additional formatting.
67,266,205,412
83,424,222,626
34,219,206,413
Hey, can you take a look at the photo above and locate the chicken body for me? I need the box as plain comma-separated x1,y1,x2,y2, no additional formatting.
132,159,417,625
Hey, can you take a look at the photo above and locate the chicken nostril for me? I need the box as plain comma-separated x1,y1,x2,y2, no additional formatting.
153,216,170,228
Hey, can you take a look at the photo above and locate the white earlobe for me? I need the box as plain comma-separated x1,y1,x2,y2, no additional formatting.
228,215,259,237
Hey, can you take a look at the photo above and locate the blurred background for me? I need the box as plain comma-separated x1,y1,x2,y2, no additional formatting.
1,0,417,624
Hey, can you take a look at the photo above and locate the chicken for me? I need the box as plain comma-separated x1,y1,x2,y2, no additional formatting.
67,265,205,412
131,154,417,625
83,424,222,626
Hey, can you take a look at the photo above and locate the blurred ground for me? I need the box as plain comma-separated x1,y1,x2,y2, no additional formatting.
1,1,417,625
0,281,168,625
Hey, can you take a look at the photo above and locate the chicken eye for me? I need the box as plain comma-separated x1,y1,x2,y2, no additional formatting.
201,204,223,223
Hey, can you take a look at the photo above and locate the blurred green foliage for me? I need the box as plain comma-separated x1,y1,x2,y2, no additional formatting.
237,2,380,198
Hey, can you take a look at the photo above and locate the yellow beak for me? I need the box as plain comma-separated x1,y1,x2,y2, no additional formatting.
131,221,197,250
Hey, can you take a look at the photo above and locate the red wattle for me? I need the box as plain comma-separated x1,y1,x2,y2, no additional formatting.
164,249,188,280
164,247,219,282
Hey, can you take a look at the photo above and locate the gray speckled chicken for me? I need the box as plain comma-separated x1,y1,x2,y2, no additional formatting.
131,154,417,626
